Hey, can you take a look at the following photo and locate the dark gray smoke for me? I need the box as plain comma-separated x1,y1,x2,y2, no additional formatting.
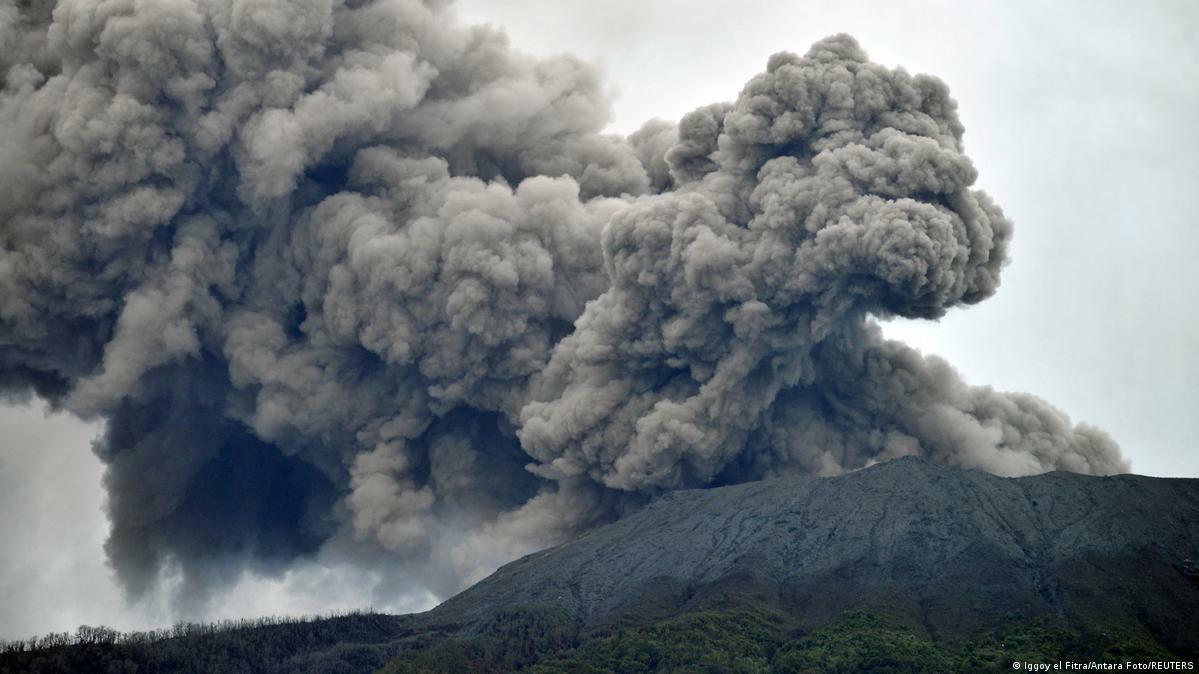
0,0,1126,607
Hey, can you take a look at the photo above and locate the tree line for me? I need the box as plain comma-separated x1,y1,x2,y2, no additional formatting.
0,609,416,674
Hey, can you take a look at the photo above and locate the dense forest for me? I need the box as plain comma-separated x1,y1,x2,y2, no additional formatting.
380,607,1179,673
3,604,1181,673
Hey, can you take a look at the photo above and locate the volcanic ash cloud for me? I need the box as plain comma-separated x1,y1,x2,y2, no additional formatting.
0,0,1126,605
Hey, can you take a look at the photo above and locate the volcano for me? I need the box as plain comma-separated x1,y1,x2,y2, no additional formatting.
7,457,1196,672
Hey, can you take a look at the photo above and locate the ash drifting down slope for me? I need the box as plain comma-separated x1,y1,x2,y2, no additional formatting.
0,0,1126,607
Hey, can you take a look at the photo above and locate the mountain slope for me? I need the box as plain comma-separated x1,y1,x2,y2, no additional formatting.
6,457,1198,672
427,457,1199,649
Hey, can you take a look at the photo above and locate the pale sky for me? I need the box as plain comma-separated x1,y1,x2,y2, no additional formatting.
1,0,1196,641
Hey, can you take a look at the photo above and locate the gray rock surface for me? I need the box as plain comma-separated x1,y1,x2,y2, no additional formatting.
428,457,1199,645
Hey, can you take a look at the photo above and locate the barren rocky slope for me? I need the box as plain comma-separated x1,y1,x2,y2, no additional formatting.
428,457,1199,648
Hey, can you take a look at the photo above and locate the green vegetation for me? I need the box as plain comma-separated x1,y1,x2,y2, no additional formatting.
770,611,952,673
379,607,1183,673
528,610,782,673
2,605,1183,673
381,607,578,673
376,604,577,671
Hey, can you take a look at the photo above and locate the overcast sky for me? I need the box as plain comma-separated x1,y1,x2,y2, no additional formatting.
1,0,1196,641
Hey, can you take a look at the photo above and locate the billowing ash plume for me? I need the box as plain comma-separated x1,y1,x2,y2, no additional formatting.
0,0,1126,606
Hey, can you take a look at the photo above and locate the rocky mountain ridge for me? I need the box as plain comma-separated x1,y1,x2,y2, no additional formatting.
429,457,1199,648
